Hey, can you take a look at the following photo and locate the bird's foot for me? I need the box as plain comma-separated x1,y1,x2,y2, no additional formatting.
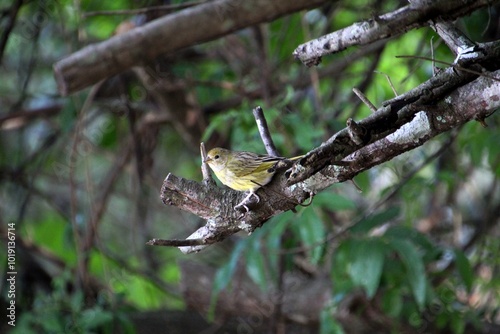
234,192,260,213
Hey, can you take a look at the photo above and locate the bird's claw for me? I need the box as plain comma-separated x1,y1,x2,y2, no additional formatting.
234,202,250,213
234,191,260,214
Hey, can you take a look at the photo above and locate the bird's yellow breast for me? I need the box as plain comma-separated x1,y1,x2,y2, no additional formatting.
212,166,275,192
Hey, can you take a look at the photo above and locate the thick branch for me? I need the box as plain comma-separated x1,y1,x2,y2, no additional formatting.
53,0,329,96
293,0,498,66
159,166,310,253
320,69,500,183
288,41,500,185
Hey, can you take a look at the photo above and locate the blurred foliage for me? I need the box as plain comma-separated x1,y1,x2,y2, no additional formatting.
0,0,499,333
12,271,135,334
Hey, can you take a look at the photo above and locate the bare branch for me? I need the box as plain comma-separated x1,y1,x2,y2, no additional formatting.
374,71,398,96
352,88,377,113
431,20,477,57
53,0,329,96
253,106,280,156
431,20,485,66
146,238,211,247
395,55,500,82
288,41,500,185
0,0,23,64
0,104,62,130
200,142,215,186
293,0,498,67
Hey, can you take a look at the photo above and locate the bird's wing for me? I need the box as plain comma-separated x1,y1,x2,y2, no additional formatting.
229,152,283,177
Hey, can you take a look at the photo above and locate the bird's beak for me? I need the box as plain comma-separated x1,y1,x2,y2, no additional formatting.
203,157,212,163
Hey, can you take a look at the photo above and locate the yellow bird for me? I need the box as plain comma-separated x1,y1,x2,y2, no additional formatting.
204,147,303,208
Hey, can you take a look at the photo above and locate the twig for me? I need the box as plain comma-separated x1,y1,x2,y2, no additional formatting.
0,0,23,64
352,88,377,113
69,80,104,291
0,104,62,129
253,106,280,156
346,49,384,119
481,5,493,37
400,38,444,85
395,55,500,82
200,142,215,185
146,238,212,247
82,144,132,252
374,71,398,96
349,179,363,193
431,36,436,76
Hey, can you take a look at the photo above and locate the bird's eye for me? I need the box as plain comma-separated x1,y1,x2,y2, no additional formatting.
214,155,220,159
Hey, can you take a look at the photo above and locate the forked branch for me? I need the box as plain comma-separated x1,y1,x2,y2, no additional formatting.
150,58,500,253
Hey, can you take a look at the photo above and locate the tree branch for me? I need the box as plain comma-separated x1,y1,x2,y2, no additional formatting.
431,20,476,56
288,41,500,185
153,62,500,253
253,106,280,156
147,1,500,253
293,0,498,66
53,0,329,96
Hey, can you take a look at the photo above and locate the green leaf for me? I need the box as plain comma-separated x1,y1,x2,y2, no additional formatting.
382,288,403,317
212,240,247,294
296,209,325,264
245,238,269,291
332,241,356,294
314,191,356,211
384,226,435,252
454,249,474,292
115,312,137,334
266,214,292,278
97,116,117,148
450,311,466,334
388,239,426,310
345,238,386,298
349,206,400,234
40,314,65,333
320,307,345,334
80,307,113,329
70,289,84,312
209,240,247,321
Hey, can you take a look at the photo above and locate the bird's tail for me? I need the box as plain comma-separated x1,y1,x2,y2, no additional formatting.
288,155,304,161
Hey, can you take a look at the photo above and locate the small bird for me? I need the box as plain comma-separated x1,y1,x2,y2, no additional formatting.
204,147,303,210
